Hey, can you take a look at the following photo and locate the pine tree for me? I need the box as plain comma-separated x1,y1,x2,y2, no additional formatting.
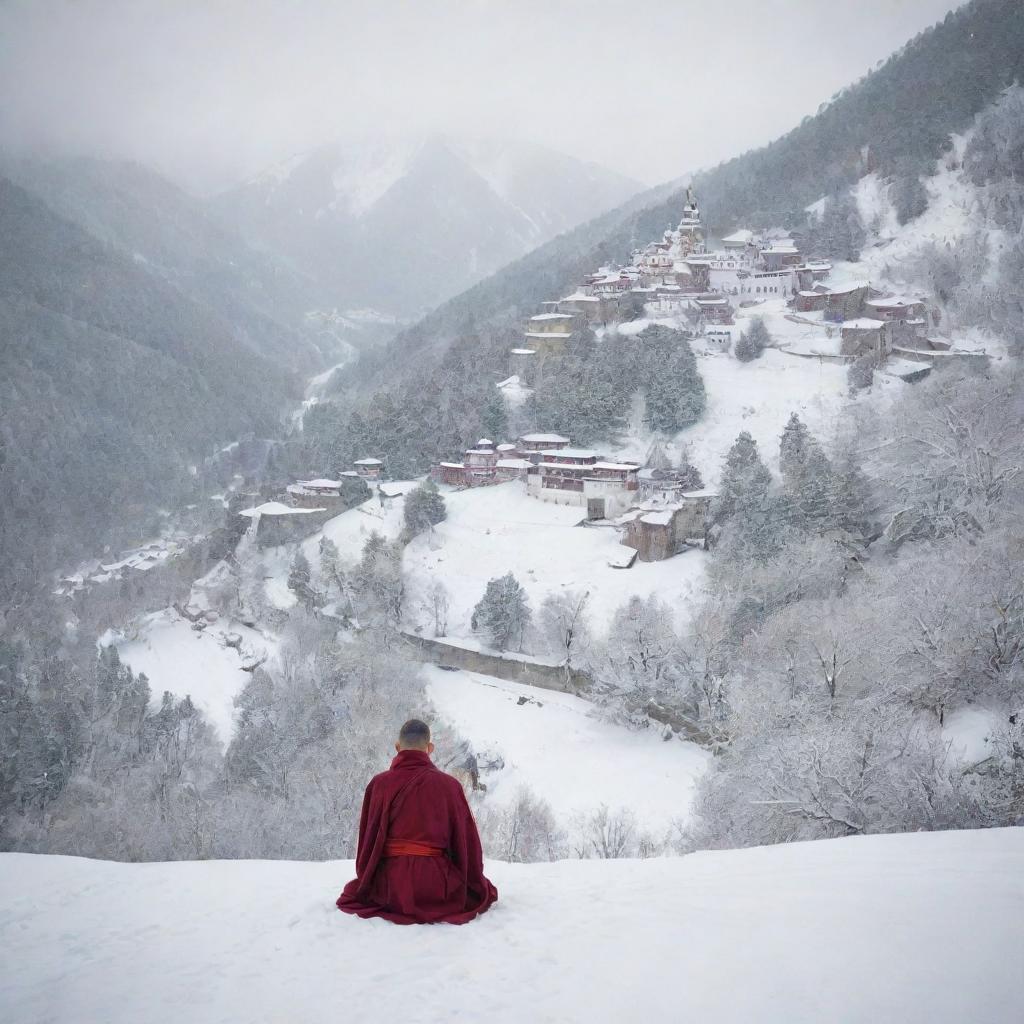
287,551,318,610
645,442,672,471
676,447,705,490
714,432,772,523
471,572,531,651
779,414,834,529
481,388,509,444
828,447,875,539
640,326,707,432
734,318,770,362
403,479,447,536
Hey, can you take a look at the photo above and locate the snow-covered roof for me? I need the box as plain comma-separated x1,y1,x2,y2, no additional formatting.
520,433,570,443
497,458,533,470
465,449,497,456
640,510,675,526
825,280,870,295
842,318,886,330
545,448,599,460
763,245,798,255
439,462,465,469
561,292,599,302
798,290,823,297
681,489,718,500
524,331,573,340
496,443,517,451
354,458,383,466
510,348,536,355
529,312,576,321
722,229,753,244
865,295,924,308
296,478,342,489
592,461,639,472
239,501,325,517
476,438,493,446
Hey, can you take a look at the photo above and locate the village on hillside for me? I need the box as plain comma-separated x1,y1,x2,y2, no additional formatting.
61,180,994,606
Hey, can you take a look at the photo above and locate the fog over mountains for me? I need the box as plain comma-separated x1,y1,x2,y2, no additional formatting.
214,136,645,316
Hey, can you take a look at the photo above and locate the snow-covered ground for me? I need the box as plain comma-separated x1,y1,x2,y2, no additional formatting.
3,828,1021,1024
116,610,276,743
402,481,708,638
601,304,881,479
426,666,709,829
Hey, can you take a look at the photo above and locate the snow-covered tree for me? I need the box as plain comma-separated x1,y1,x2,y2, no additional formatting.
471,573,531,651
403,478,447,537
287,551,319,610
713,431,772,523
734,318,770,362
603,594,680,695
778,413,833,529
540,590,592,683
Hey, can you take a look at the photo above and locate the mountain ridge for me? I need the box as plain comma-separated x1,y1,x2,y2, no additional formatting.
214,135,645,316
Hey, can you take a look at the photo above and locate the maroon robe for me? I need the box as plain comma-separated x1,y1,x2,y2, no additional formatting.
336,748,498,925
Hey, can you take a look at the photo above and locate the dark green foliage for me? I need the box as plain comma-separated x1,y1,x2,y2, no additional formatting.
403,479,447,536
714,432,772,524
287,551,318,609
638,326,707,433
892,172,929,225
471,572,531,651
778,414,834,529
803,192,866,261
735,319,771,362
526,325,704,442
712,431,782,561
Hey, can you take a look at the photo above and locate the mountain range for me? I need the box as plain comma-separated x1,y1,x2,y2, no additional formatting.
213,136,645,316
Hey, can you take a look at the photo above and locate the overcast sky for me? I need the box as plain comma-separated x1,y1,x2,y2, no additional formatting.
0,0,960,194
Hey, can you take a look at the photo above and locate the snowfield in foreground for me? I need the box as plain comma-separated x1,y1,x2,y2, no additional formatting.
425,665,710,829
2,829,1021,1024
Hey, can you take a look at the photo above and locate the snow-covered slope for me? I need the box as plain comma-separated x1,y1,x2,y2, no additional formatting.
214,136,643,316
426,666,709,829
403,481,708,638
3,828,1021,1024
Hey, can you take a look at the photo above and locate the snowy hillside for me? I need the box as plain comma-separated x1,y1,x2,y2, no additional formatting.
426,666,709,829
403,482,708,636
214,136,643,315
3,828,1021,1024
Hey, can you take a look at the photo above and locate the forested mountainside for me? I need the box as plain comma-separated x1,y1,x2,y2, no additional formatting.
3,156,332,372
0,178,308,597
213,137,644,317
331,0,1024,415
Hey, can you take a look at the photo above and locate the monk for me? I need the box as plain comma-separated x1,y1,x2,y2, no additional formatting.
336,718,498,925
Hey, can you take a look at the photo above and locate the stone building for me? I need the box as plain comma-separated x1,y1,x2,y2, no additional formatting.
619,490,715,561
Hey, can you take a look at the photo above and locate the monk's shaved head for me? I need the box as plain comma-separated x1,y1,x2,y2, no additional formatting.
398,718,431,750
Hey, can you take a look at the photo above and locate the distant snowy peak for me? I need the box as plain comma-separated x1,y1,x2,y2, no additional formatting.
241,136,642,227
217,137,643,315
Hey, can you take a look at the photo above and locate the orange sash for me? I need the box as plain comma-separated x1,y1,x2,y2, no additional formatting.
382,839,446,858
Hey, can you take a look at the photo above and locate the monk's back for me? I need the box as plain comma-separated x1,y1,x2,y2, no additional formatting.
336,743,498,925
